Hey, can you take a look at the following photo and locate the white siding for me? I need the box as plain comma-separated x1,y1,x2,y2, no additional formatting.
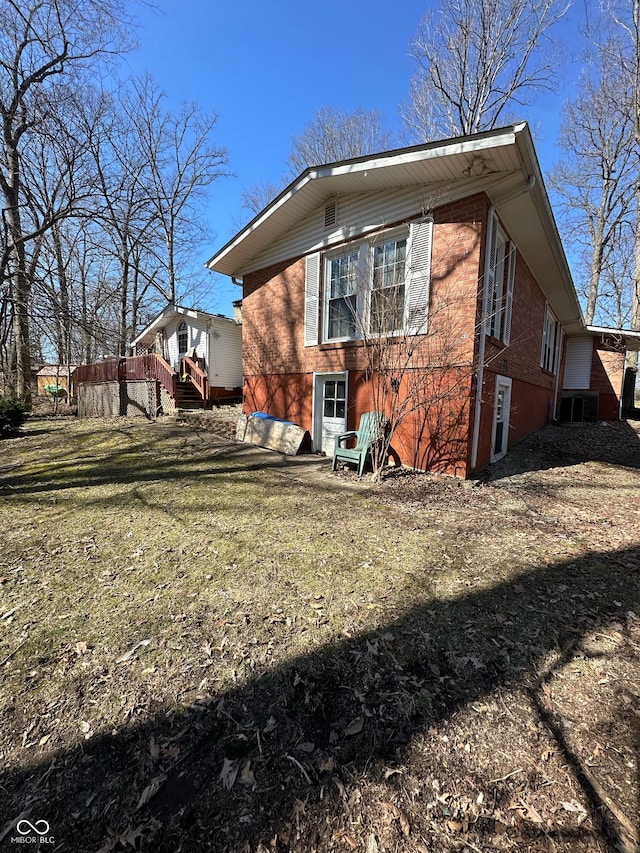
166,313,209,372
209,318,242,388
563,337,593,389
243,186,428,273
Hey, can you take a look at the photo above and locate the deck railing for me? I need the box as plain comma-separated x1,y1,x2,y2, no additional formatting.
76,354,177,398
182,355,208,402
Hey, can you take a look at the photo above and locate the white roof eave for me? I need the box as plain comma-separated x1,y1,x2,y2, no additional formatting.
205,122,584,334
206,125,524,278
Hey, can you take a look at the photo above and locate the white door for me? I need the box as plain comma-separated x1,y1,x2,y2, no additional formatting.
491,376,512,462
314,373,347,455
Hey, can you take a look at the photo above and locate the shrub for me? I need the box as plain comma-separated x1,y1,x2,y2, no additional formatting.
0,396,28,437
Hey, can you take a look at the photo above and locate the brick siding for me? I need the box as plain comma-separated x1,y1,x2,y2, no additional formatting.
243,193,565,476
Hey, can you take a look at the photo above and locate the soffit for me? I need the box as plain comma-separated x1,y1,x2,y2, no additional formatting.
207,126,524,277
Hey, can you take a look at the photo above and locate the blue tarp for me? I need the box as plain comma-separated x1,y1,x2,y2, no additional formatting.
251,411,296,426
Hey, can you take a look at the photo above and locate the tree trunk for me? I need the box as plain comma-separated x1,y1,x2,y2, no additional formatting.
6,200,32,403
629,180,640,370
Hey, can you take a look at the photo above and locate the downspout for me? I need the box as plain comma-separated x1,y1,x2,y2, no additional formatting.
552,328,563,420
470,175,536,472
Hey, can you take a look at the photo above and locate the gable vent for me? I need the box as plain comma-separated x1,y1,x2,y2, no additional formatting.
324,199,337,228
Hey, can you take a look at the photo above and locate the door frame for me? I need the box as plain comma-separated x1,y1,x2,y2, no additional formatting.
312,371,349,454
490,375,512,463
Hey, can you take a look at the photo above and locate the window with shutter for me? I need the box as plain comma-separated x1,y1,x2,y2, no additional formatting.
541,305,560,373
405,219,432,335
503,242,516,345
483,212,513,344
317,221,433,343
304,253,320,347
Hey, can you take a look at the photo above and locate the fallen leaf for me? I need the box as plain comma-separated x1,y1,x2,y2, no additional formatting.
399,809,410,837
561,800,587,814
135,774,167,810
344,716,364,736
120,823,146,848
149,737,160,760
319,756,335,773
381,800,411,836
384,767,403,780
38,734,51,746
240,760,256,786
263,716,277,733
220,757,239,790
115,639,151,664
332,830,357,849
365,833,379,853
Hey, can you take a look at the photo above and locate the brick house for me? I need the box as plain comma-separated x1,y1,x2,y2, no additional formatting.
206,123,625,476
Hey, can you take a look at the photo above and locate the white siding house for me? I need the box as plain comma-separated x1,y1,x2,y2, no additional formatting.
131,304,242,402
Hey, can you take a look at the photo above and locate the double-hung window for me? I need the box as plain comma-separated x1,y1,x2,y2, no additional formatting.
305,219,432,347
326,250,360,341
484,212,515,344
177,320,188,355
370,236,407,335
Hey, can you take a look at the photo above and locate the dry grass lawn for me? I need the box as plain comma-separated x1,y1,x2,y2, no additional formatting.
0,415,638,853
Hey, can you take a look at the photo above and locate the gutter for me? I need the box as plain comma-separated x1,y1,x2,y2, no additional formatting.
470,174,536,473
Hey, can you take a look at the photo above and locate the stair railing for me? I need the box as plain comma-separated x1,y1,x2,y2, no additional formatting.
182,355,208,403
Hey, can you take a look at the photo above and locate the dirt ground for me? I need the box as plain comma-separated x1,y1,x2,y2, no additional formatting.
0,416,638,853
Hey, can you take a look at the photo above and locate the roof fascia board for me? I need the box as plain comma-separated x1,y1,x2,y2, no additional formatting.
131,304,214,346
205,125,521,272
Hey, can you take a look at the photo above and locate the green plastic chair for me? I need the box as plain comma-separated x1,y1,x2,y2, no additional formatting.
332,411,385,476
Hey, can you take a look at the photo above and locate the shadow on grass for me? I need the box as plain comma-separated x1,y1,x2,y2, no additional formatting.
0,427,327,500
0,541,638,852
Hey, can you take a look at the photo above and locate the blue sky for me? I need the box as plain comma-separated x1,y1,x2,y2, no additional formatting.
127,0,589,318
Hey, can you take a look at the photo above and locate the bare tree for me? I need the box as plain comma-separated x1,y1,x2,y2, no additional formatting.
79,87,159,355
124,74,229,304
240,179,282,217
604,0,640,367
551,48,635,325
0,0,134,400
403,0,568,141
287,107,393,175
241,107,394,217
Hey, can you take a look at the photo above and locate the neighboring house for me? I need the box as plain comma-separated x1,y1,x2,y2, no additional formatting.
131,304,243,403
206,123,633,476
76,304,242,418
36,364,77,399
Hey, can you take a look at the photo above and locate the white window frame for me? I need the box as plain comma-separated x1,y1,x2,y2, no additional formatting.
323,245,363,343
368,228,411,337
488,225,507,339
177,320,188,355
483,212,516,345
321,226,414,343
541,305,560,373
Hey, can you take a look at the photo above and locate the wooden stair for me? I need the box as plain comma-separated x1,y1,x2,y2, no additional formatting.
175,379,206,409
